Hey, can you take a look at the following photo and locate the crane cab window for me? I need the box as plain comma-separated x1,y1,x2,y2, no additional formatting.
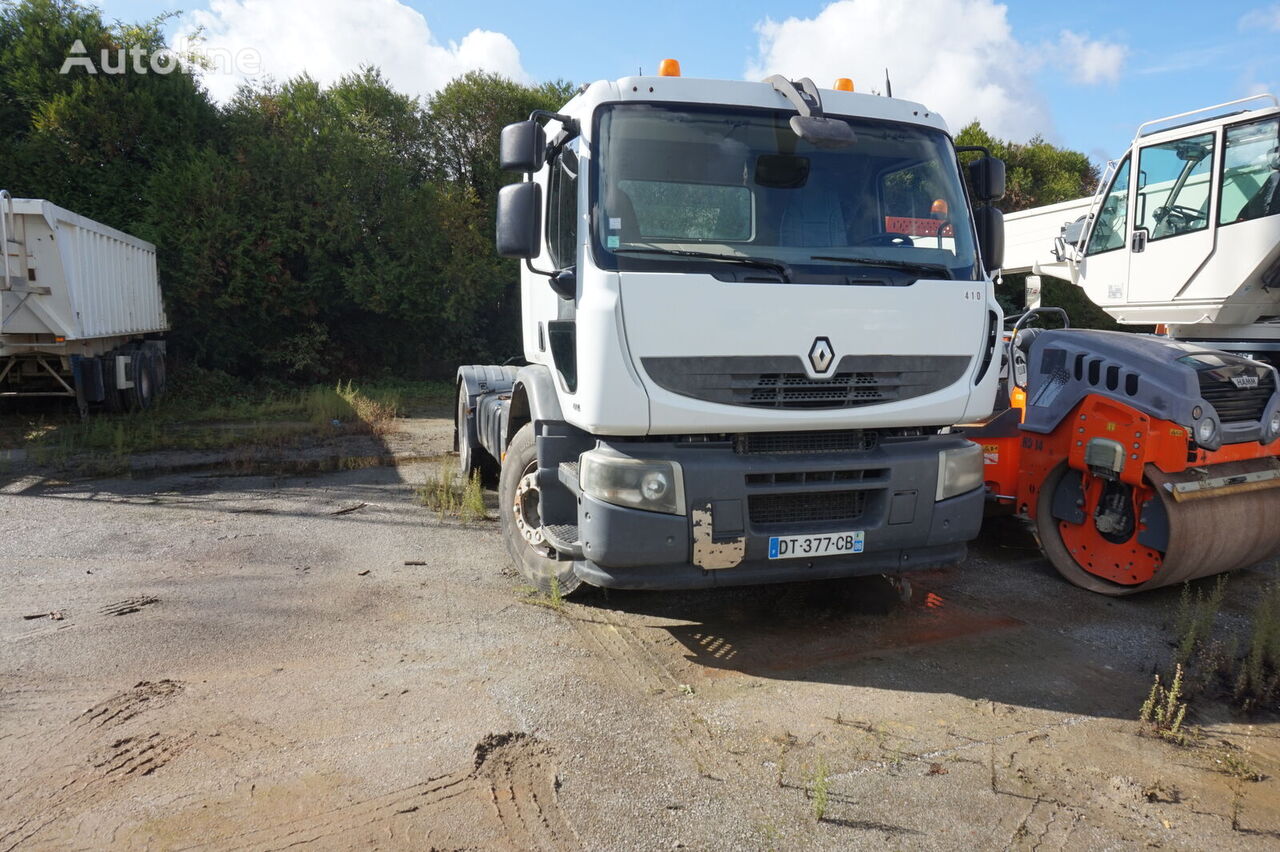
1220,117,1280,225
1136,133,1214,240
1086,156,1130,255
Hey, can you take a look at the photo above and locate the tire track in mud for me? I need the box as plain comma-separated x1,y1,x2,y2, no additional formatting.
567,608,740,780
7,595,164,643
170,732,576,851
0,681,191,852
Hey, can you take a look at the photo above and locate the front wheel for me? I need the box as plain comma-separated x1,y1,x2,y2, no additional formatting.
499,423,581,597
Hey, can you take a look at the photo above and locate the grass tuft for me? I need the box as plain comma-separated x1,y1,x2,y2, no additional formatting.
1139,663,1190,745
809,756,830,821
415,457,488,522
1174,576,1227,666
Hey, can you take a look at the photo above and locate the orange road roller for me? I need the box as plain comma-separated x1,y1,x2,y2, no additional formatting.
969,309,1280,595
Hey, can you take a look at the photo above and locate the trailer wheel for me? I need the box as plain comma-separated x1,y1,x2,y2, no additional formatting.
145,343,167,398
456,384,497,484
102,351,126,413
129,348,157,411
499,423,581,597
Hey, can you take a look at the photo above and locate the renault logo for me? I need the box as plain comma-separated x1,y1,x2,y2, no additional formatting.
808,337,834,374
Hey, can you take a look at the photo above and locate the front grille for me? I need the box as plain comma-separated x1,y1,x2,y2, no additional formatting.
748,491,867,526
746,468,887,486
734,429,878,455
1198,370,1275,423
642,355,969,410
746,372,895,408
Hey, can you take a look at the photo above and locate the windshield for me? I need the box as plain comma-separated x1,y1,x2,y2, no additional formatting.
592,103,979,283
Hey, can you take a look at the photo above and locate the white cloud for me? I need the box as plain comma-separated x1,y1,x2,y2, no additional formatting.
175,0,530,102
1240,5,1280,31
746,0,1127,141
1053,30,1126,85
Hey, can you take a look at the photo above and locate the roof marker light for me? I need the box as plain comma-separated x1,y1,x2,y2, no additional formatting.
658,58,681,77
834,78,854,92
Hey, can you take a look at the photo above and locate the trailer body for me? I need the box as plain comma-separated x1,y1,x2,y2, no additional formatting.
1,192,168,413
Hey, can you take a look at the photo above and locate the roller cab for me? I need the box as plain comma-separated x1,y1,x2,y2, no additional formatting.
971,320,1280,595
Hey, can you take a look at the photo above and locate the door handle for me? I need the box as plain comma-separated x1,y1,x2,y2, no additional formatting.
1131,229,1148,253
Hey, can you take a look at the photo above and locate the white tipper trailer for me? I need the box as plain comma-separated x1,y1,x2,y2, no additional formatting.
456,65,1009,594
0,191,168,415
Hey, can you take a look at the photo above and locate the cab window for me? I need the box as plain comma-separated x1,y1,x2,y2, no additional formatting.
1086,156,1130,255
1220,117,1280,224
546,140,579,269
1136,133,1214,240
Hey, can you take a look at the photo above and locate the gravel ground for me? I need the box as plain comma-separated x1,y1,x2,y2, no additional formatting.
1,440,1279,850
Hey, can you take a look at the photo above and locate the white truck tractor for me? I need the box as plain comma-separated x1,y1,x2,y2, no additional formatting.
457,65,1008,594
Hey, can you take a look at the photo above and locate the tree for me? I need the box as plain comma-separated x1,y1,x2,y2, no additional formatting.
954,122,1118,327
955,121,1099,212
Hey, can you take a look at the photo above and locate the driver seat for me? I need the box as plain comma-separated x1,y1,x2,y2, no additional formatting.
779,189,847,247
1240,147,1280,221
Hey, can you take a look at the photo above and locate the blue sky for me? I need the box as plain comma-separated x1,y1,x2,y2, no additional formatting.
95,0,1280,163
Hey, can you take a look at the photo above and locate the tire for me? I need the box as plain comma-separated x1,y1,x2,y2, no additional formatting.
101,351,126,413
456,384,498,485
128,348,157,411
146,343,167,398
499,423,581,597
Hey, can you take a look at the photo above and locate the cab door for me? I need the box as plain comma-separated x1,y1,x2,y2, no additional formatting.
1078,155,1132,309
1127,131,1219,304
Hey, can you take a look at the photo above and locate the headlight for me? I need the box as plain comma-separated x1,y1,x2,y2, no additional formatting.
1195,416,1218,446
1265,410,1280,443
936,442,984,501
580,451,685,515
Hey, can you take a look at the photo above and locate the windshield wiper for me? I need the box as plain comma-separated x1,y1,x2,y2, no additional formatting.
614,248,791,281
809,255,954,280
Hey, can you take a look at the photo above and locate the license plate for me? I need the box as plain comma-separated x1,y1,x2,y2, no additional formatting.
768,531,865,560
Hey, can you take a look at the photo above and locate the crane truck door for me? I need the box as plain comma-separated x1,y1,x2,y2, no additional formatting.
1079,155,1132,309
1126,131,1218,305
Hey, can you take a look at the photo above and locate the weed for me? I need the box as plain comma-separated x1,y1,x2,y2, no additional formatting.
756,822,781,851
1213,745,1265,782
459,471,487,522
1139,663,1189,744
548,575,563,610
679,683,696,697
1234,584,1280,713
808,756,830,821
1174,576,1227,665
416,457,463,518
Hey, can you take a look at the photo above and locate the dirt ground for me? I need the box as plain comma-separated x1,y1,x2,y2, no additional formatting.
2,416,1279,850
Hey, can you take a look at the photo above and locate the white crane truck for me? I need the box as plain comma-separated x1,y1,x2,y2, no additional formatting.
457,65,1009,594
1005,94,1280,364
0,191,168,416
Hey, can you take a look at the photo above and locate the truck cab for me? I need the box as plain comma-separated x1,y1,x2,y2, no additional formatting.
458,67,1006,593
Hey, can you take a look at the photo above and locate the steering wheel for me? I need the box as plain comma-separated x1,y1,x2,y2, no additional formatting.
860,232,914,247
1155,204,1203,233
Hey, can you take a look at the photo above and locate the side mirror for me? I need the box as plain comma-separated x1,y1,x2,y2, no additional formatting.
500,120,547,173
496,182,542,258
974,205,1004,274
967,156,1006,202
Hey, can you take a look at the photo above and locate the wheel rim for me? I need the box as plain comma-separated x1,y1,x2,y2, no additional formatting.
512,464,554,557
1037,464,1164,593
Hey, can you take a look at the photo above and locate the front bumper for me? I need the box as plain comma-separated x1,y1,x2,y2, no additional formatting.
572,433,984,590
